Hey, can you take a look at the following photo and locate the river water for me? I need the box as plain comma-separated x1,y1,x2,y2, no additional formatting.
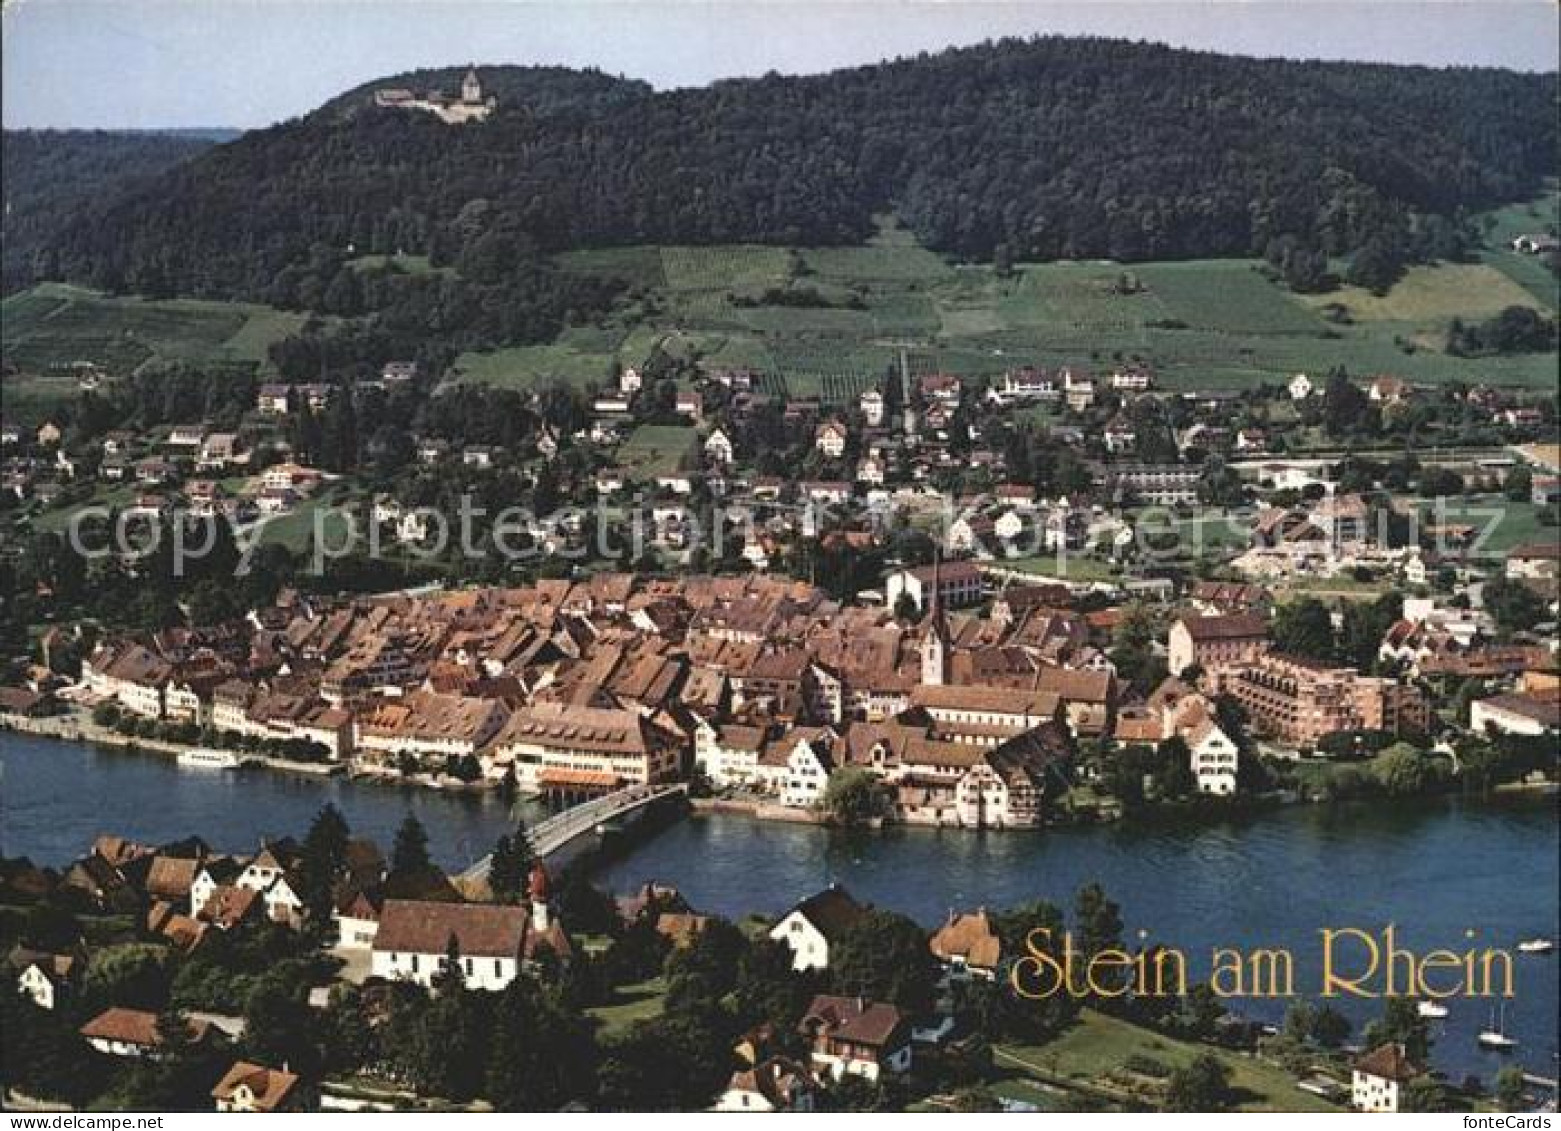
2,732,1556,1083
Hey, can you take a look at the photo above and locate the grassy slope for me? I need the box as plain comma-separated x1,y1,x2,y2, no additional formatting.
454,199,1559,401
1,282,308,419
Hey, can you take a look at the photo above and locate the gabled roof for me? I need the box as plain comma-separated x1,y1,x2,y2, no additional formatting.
211,1060,301,1110
929,909,1002,970
373,899,528,958
799,995,909,1049
1353,1042,1422,1083
785,885,866,940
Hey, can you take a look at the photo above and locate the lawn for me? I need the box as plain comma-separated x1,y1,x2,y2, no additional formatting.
586,976,667,1037
997,555,1119,583
452,335,617,392
617,424,697,480
995,1009,1339,1113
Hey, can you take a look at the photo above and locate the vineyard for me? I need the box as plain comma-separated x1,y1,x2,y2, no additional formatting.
452,196,1560,398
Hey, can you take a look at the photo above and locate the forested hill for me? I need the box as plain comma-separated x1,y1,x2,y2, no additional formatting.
10,38,1557,345
1,130,231,292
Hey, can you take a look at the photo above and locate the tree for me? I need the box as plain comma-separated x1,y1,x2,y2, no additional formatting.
298,802,350,930
390,813,431,877
432,933,465,995
243,971,321,1077
1109,603,1164,688
830,910,941,1016
1165,1052,1231,1111
1322,369,1375,438
1272,597,1334,661
818,766,894,826
488,826,535,905
1364,997,1431,1063
1494,1065,1526,1111
484,980,598,1110
1311,1003,1351,1049
1482,576,1547,637
1503,466,1534,502
1073,884,1126,1001
1400,1075,1449,1113
1374,743,1446,797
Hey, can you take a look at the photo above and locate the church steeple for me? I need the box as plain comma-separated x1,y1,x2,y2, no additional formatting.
462,65,483,105
919,551,949,686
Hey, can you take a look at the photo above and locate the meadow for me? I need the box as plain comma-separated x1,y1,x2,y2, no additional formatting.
453,201,1559,402
1,282,307,419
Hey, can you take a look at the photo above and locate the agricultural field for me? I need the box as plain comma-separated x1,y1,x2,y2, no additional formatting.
470,198,1559,403
1,282,307,419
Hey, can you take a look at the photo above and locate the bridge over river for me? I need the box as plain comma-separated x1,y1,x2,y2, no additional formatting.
459,782,687,883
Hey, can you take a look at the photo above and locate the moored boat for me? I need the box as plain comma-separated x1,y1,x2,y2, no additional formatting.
176,748,243,770
1416,1000,1449,1020
1516,938,1553,954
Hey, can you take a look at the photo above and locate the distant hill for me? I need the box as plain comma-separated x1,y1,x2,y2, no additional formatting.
1,130,229,293
5,38,1556,358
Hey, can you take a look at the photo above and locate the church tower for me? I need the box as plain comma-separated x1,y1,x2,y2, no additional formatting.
528,861,553,932
919,554,949,686
462,65,483,104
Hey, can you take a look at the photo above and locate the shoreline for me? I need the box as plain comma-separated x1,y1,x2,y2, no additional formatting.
6,711,1556,838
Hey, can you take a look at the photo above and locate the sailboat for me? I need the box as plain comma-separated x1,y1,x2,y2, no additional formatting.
1477,1002,1518,1050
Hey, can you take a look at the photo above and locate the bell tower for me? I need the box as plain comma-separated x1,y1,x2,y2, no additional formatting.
462,65,482,104
919,553,949,686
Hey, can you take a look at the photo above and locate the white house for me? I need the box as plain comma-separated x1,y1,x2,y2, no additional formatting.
815,419,848,459
16,953,78,1010
1288,372,1315,400
859,389,886,427
779,734,834,809
1352,1043,1422,1113
768,885,866,972
704,426,735,466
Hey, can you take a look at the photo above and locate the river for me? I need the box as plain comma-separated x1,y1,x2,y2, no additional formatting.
2,732,1556,1084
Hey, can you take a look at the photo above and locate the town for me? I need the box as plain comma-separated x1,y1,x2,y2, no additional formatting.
2,18,1558,1118
2,352,1556,822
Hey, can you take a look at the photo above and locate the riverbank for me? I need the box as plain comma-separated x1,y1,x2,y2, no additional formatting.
0,709,344,778
2,729,1555,1084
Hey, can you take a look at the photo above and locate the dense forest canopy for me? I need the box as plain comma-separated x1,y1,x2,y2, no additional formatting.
4,38,1556,356
1,130,232,292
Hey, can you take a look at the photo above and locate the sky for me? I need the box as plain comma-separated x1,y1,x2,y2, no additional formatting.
3,0,1557,130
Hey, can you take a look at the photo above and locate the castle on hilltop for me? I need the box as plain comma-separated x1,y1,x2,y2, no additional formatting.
374,66,496,124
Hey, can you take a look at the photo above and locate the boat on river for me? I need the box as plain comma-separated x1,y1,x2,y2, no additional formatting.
176,748,246,770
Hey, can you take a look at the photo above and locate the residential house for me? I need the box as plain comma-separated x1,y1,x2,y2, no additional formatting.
928,909,1002,981
212,1061,304,1113
799,995,912,1083
80,1007,211,1059
769,885,867,972
1352,1043,1422,1113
